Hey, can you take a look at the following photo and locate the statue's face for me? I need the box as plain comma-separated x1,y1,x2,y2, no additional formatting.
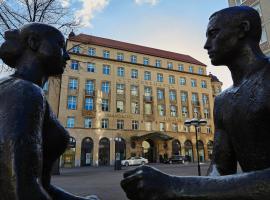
204,15,240,66
38,30,70,76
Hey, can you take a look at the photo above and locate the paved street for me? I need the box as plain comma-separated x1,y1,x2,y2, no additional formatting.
52,163,210,200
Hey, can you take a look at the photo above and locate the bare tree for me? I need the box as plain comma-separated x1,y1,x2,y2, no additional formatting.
0,0,78,37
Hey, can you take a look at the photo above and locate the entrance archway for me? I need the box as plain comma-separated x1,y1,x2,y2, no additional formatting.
172,139,181,155
142,139,155,163
99,137,110,166
81,137,93,166
62,136,76,167
115,138,126,160
207,140,214,160
198,140,205,162
184,140,193,162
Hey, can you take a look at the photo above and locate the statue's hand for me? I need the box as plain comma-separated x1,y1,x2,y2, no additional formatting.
121,165,175,200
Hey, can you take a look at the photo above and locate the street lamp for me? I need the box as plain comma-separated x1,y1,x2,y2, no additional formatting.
114,137,122,170
184,118,207,176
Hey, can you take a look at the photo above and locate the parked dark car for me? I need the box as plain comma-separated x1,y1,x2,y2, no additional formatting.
164,155,185,164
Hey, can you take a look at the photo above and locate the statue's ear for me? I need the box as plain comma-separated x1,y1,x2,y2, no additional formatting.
27,33,40,51
238,20,250,39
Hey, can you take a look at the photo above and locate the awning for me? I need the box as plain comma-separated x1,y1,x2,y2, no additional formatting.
131,132,173,141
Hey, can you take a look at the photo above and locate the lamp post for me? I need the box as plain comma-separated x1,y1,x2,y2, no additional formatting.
184,118,207,176
114,137,122,170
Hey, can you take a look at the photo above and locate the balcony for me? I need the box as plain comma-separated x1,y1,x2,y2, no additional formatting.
85,90,95,96
192,101,200,106
82,109,96,117
143,114,155,121
144,96,153,102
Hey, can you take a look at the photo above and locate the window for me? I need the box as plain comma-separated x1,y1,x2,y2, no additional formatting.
182,106,188,117
167,62,173,69
169,75,175,84
181,92,188,102
131,85,139,96
144,103,152,115
235,0,243,6
196,127,201,133
131,69,138,79
261,26,268,44
117,67,125,77
117,120,124,129
178,64,184,71
158,105,165,116
198,68,204,75
101,82,110,93
117,53,124,61
71,60,79,70
72,46,80,53
144,71,151,80
43,81,49,92
189,66,194,73
157,73,163,82
156,60,161,67
172,123,178,132
87,63,96,73
85,97,94,111
103,65,110,75
101,99,109,112
144,87,152,96
170,105,177,117
85,80,94,94
157,89,164,100
68,78,78,90
116,101,124,112
145,122,152,131
101,119,109,129
84,118,92,128
204,108,210,119
67,117,75,128
179,77,186,85
201,80,207,88
67,96,77,110
169,90,176,101
202,94,209,105
103,50,110,59
207,126,211,134
160,122,165,131
193,107,200,118
131,102,139,114
192,93,199,105
88,48,96,56
132,120,139,130
143,57,149,65
116,84,125,95
191,79,197,87
131,55,137,63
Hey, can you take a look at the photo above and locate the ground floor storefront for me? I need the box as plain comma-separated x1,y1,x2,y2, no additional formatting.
60,129,214,167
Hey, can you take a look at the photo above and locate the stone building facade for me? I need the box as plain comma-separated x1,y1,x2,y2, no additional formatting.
45,33,222,167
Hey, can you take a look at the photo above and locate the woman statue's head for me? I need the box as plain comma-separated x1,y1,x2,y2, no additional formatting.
0,23,70,76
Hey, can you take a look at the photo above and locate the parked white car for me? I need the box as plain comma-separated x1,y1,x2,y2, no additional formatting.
121,157,148,166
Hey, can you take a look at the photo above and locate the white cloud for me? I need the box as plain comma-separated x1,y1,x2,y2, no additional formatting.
75,0,110,27
134,0,159,5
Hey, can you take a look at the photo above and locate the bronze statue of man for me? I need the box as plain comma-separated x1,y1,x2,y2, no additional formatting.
0,23,99,200
121,6,270,200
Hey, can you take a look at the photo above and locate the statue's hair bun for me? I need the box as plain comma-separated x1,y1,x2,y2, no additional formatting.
0,29,23,68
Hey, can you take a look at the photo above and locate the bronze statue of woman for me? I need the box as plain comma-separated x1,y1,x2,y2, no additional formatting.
0,23,99,200
121,6,270,200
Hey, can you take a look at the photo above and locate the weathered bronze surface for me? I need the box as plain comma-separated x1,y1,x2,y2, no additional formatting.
0,23,99,200
121,6,270,200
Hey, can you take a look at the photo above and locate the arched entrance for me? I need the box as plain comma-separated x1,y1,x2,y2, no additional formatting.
62,136,76,167
172,139,181,155
184,140,193,162
142,139,155,163
198,140,205,162
99,138,110,166
81,137,93,166
115,138,126,160
207,141,214,160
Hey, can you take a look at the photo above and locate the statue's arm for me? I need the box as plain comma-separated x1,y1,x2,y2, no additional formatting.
6,84,51,200
207,97,237,176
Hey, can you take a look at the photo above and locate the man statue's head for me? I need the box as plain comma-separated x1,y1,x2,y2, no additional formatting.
204,6,262,66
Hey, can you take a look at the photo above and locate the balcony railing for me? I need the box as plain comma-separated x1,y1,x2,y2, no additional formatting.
144,95,153,102
82,109,96,117
85,90,95,96
192,101,200,106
